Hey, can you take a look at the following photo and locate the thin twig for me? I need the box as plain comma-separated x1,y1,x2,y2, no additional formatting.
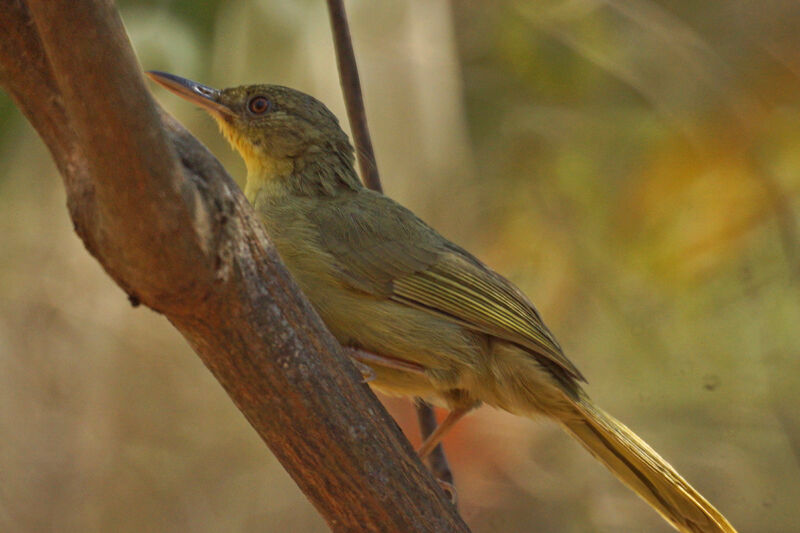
325,0,381,192
324,0,454,487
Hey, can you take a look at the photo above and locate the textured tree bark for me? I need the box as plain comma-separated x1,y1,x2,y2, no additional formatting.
0,1,470,531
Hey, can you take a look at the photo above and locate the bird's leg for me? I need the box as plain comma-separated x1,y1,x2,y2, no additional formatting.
417,406,471,460
344,347,468,466
344,348,459,503
416,399,458,504
344,347,427,376
416,399,454,481
349,356,376,383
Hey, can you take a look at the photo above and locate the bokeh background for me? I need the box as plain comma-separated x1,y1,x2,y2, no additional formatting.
2,0,800,531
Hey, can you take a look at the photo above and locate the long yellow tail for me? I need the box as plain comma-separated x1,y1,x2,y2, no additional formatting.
561,398,736,532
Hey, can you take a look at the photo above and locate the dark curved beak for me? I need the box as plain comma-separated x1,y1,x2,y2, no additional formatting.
146,71,233,117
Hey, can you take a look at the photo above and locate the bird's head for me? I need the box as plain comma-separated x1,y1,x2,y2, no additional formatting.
146,71,354,182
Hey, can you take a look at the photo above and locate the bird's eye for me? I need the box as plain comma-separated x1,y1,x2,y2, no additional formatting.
248,96,271,115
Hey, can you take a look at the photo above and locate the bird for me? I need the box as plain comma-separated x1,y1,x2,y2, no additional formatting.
146,70,736,533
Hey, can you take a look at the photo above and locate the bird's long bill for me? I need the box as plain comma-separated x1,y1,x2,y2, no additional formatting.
146,71,232,117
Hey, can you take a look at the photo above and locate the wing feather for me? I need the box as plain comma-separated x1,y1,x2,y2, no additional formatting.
308,191,585,381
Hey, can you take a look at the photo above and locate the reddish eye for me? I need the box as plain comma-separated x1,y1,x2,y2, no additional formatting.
248,96,271,115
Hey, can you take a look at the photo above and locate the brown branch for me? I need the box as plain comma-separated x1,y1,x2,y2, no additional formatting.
325,0,454,488
0,0,470,530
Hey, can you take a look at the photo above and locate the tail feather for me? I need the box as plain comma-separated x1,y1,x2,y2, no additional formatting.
562,398,736,533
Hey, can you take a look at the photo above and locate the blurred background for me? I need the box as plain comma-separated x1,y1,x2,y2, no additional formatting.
2,0,799,531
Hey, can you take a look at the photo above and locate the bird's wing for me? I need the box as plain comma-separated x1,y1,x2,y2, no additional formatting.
308,191,585,381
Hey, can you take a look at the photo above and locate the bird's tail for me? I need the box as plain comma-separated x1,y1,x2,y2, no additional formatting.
561,397,735,533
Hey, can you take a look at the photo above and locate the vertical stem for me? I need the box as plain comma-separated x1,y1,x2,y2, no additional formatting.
325,0,453,486
326,0,381,192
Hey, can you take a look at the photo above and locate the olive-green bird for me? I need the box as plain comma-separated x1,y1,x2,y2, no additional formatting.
147,71,735,533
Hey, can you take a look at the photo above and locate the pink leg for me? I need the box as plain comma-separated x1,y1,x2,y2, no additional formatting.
417,406,471,459
345,347,462,502
345,347,427,376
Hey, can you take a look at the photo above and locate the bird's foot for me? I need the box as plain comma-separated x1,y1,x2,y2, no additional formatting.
436,479,458,505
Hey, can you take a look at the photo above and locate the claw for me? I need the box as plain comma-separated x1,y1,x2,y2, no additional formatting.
437,479,458,505
351,357,376,383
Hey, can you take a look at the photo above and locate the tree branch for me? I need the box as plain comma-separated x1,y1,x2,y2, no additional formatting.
0,0,469,530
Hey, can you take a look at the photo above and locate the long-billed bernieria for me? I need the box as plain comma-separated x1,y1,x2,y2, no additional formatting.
147,71,735,533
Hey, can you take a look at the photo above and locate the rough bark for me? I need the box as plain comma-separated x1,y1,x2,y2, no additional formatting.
0,1,469,531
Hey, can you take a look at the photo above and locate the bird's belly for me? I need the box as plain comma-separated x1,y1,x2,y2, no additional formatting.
272,237,574,414
261,213,486,403
328,289,483,380
290,269,486,401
